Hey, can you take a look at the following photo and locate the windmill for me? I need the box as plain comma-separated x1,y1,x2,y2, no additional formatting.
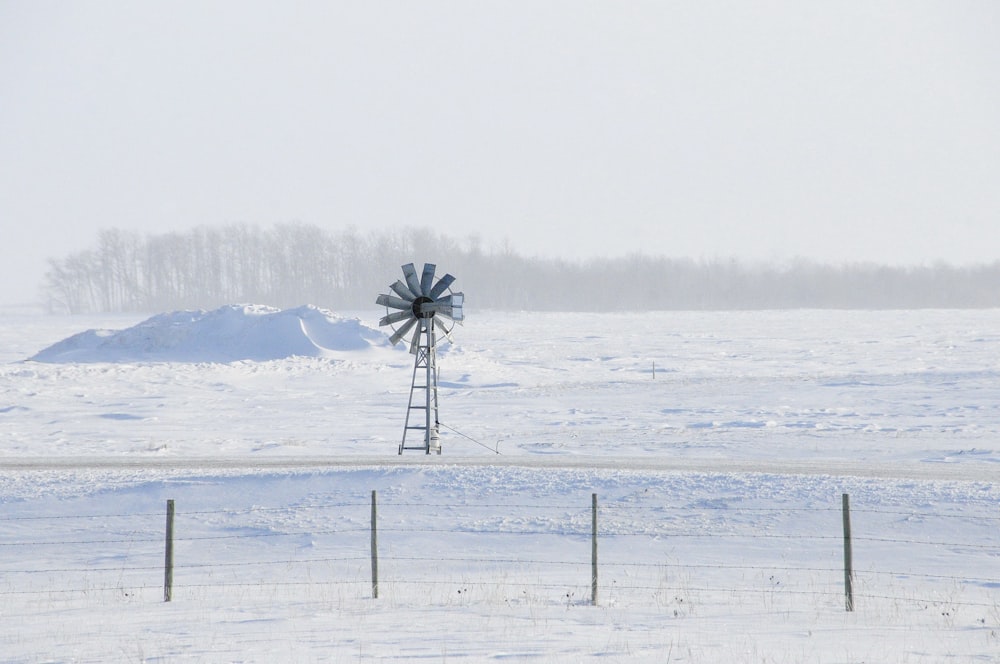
376,263,464,454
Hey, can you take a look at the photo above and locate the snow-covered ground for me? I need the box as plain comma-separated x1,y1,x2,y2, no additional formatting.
0,308,998,662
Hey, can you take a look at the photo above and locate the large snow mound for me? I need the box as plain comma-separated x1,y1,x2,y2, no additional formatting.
29,304,389,363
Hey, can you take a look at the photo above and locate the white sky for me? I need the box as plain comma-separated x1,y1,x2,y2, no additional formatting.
2,1,999,305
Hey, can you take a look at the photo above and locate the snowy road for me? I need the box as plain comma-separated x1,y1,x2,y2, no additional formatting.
0,454,994,482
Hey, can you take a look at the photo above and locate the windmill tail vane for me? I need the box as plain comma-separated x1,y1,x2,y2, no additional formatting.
376,263,464,454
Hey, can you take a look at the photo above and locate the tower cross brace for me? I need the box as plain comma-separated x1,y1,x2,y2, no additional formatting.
399,318,441,454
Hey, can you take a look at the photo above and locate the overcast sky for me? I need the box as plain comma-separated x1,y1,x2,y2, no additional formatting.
2,1,999,305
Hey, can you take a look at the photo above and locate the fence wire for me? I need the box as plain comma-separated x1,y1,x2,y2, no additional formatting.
0,494,996,614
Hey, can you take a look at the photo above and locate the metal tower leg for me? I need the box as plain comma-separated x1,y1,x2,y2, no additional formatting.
398,319,441,454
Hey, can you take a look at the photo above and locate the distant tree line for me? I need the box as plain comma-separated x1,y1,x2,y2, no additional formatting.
43,224,1000,313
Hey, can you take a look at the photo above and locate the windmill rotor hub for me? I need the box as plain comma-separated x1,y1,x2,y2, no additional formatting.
412,296,434,319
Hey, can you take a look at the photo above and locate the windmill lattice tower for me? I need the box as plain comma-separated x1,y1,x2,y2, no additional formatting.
376,263,464,454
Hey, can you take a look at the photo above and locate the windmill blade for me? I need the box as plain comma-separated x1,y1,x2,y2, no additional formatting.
427,292,464,321
428,307,459,321
434,316,455,344
428,306,463,322
389,317,418,346
423,302,451,314
420,263,437,296
423,302,462,320
390,280,416,302
409,323,422,354
376,294,413,311
448,296,464,322
402,263,423,298
379,310,413,327
431,293,463,307
427,273,455,300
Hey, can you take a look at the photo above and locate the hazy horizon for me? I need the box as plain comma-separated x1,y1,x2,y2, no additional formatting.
35,223,1000,314
3,1,999,305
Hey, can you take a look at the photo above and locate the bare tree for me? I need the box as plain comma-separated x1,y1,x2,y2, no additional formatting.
42,224,1000,313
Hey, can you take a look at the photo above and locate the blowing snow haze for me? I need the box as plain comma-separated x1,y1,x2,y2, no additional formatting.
2,2,999,306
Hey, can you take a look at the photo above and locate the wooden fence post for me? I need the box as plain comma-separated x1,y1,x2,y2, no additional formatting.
591,493,598,606
164,498,174,602
842,493,854,612
371,490,379,599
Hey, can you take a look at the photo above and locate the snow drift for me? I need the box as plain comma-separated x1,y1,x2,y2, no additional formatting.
28,304,389,363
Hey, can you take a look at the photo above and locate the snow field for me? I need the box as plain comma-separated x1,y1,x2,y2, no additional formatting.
0,308,999,661
1,465,998,662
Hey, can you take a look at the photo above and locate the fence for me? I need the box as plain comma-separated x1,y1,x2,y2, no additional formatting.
1,493,997,618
